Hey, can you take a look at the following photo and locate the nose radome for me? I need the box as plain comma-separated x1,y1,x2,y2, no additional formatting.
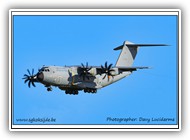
37,72,44,82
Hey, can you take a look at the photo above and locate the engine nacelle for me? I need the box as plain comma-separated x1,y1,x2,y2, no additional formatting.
110,68,119,76
89,68,98,76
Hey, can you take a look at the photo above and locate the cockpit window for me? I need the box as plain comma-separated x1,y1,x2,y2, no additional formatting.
44,69,50,72
39,67,50,72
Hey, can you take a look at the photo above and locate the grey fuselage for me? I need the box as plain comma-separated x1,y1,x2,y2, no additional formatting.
24,40,161,94
39,66,131,91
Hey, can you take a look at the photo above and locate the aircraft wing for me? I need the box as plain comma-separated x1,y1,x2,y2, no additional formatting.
116,66,150,71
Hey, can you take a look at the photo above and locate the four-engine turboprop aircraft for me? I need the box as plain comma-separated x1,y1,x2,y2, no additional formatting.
23,41,167,95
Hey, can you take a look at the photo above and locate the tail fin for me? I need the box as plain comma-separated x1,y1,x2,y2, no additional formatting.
114,41,168,67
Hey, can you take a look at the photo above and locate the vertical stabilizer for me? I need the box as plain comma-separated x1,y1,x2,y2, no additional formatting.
114,41,168,67
114,41,138,67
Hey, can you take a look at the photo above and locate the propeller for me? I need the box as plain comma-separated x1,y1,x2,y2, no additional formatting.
80,62,92,80
101,61,115,81
22,69,37,88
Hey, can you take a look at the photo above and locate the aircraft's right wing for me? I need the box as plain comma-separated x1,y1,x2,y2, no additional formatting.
116,66,150,72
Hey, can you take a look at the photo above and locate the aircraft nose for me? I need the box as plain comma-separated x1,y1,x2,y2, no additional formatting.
37,72,44,82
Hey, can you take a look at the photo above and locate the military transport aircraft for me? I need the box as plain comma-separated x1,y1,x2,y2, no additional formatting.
23,41,167,95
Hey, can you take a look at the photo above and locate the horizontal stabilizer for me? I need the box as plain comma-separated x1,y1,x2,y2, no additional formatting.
114,44,168,50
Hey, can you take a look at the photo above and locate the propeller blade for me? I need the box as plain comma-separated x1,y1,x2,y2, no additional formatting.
32,68,34,75
81,63,85,68
24,74,29,77
88,67,92,71
28,81,31,88
103,74,107,79
31,81,36,87
105,61,108,68
27,69,31,76
24,79,29,83
108,63,113,70
22,76,28,80
101,65,104,70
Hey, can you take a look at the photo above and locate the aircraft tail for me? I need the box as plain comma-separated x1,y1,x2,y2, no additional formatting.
114,41,167,67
